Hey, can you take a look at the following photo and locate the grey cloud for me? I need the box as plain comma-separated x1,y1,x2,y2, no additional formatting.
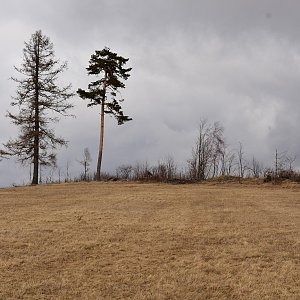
1,0,300,186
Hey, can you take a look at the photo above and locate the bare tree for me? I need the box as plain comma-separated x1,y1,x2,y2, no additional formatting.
237,142,246,179
273,149,297,181
78,148,92,181
249,156,263,178
210,124,225,178
151,156,177,180
116,164,133,180
132,162,142,180
164,155,177,180
57,166,62,184
275,149,280,179
131,161,152,180
0,30,74,184
65,160,71,182
284,153,297,173
220,145,236,176
188,120,224,180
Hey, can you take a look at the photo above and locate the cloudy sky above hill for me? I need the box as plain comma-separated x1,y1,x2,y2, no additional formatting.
1,0,300,186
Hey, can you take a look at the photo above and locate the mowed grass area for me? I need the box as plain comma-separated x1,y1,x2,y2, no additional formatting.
0,182,299,299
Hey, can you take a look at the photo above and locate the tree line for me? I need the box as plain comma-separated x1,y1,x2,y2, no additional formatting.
113,119,299,184
1,30,298,185
46,118,299,184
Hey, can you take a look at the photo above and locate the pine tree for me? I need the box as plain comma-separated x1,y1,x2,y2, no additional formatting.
77,47,132,180
0,30,74,184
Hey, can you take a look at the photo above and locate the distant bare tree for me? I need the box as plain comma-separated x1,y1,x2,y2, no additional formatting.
220,145,236,176
57,166,62,184
164,156,177,180
211,124,225,178
152,162,166,179
249,156,263,178
237,142,246,179
284,153,297,173
152,156,177,180
274,149,287,181
273,149,297,182
132,162,151,180
275,149,280,179
188,120,224,180
78,148,92,181
116,164,133,180
45,165,57,184
132,162,142,180
65,160,71,182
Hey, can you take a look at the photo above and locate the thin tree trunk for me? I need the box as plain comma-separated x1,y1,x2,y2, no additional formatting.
32,40,40,185
96,69,108,180
96,102,104,180
84,161,87,181
32,106,39,184
274,148,278,184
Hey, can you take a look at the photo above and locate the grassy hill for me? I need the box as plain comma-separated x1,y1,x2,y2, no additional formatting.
0,182,299,299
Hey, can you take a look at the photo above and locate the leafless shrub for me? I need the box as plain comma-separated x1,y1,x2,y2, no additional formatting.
249,157,264,178
131,162,153,181
151,156,177,181
116,164,133,180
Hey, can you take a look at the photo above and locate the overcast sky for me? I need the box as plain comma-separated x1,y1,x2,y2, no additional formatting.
1,0,300,186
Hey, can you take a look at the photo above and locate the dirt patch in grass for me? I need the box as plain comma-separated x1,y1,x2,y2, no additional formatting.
0,182,299,299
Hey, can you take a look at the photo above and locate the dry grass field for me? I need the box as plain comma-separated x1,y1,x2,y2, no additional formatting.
0,181,299,299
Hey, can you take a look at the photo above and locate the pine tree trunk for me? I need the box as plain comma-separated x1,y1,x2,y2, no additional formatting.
96,101,105,180
96,69,108,181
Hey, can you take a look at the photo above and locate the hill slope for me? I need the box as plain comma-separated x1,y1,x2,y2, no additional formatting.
0,182,299,299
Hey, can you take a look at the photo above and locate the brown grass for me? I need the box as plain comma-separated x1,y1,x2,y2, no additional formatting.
0,182,299,299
